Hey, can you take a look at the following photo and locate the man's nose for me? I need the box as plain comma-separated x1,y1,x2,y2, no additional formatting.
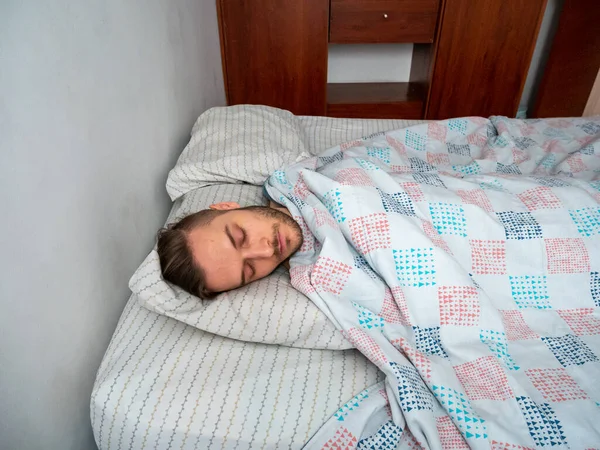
241,239,274,259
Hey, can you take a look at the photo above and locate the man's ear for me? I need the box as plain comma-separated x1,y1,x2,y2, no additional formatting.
209,201,241,211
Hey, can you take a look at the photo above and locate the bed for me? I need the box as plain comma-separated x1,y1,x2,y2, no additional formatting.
92,106,600,449
91,107,424,450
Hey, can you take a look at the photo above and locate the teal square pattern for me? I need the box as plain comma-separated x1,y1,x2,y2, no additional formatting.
355,158,381,171
366,147,391,164
353,302,384,330
406,130,427,152
480,179,505,192
323,188,346,223
480,329,520,370
273,170,289,186
429,203,467,237
509,275,550,309
334,391,369,421
394,248,436,287
453,162,481,176
493,136,510,148
433,385,488,440
448,119,468,135
569,207,600,237
539,154,556,170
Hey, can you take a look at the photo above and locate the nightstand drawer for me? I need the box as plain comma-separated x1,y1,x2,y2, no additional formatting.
330,0,440,44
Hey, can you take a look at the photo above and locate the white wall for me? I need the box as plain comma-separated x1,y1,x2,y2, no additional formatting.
0,1,225,449
328,44,413,83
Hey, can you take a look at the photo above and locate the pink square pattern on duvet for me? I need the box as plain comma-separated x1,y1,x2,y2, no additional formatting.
526,368,589,402
454,356,513,401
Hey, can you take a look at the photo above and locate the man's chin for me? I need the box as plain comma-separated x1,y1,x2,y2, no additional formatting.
280,217,303,247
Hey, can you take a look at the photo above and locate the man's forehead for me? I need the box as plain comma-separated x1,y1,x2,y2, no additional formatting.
188,222,227,261
190,229,239,292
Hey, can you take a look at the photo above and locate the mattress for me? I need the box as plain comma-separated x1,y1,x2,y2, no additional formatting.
91,115,424,450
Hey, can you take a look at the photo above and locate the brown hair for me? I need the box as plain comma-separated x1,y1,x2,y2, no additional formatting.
156,209,226,299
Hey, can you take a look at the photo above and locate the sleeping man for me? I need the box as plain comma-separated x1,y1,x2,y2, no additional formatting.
157,116,600,448
157,200,302,298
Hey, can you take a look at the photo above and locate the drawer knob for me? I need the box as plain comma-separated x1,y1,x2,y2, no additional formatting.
383,13,388,19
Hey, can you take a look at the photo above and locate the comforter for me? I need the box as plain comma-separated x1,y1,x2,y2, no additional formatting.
264,116,600,449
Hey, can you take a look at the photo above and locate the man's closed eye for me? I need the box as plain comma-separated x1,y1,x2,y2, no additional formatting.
225,224,245,248
225,225,255,286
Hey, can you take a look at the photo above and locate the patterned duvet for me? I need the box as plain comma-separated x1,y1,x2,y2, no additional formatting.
264,116,600,449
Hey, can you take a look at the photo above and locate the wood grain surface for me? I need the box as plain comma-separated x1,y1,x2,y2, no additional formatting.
532,0,600,117
217,0,329,116
427,0,547,119
327,82,424,118
330,0,440,44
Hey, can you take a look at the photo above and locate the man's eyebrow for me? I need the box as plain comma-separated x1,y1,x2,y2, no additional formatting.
225,225,245,287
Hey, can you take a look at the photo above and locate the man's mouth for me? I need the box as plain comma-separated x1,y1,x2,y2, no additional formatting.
277,231,286,258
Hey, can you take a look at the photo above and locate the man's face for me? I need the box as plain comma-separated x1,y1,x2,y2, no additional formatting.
188,206,303,293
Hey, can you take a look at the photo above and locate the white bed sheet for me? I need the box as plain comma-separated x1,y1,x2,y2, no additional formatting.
91,115,424,450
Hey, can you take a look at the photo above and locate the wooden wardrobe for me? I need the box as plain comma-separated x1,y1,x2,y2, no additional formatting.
217,0,548,120
531,0,600,118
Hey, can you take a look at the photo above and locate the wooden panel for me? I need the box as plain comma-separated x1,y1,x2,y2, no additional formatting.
330,0,440,44
427,0,547,120
413,0,447,118
532,0,600,118
584,69,600,117
217,0,329,116
327,82,425,119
